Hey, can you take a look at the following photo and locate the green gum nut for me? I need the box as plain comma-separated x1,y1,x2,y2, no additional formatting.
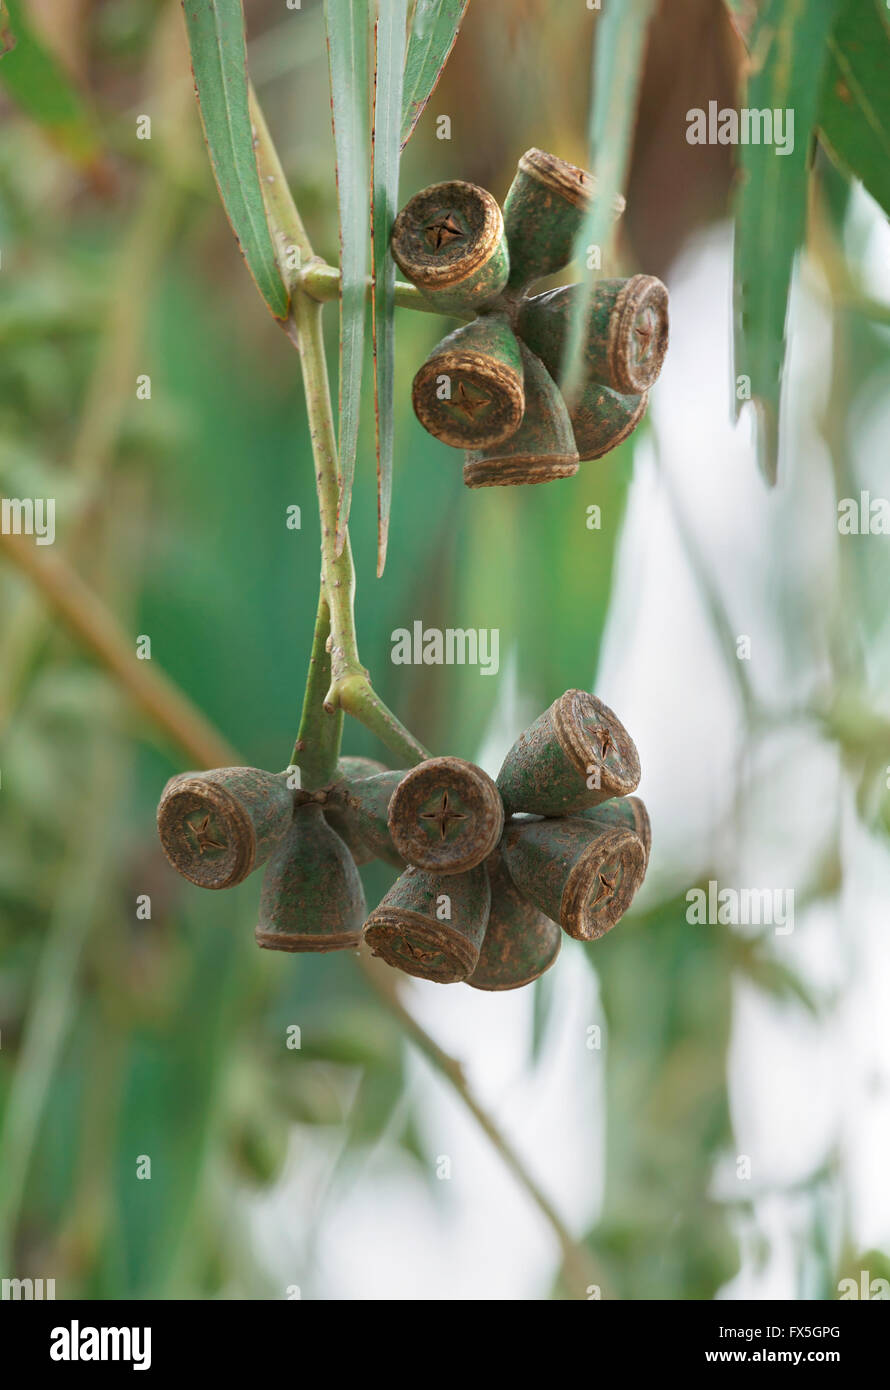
255,805,366,953
412,312,525,449
517,276,670,396
327,770,406,868
496,688,641,817
463,344,579,488
579,795,651,869
387,756,504,874
467,848,561,992
502,147,625,291
390,180,509,315
363,863,491,983
157,766,295,890
324,756,389,866
501,816,646,942
570,381,648,461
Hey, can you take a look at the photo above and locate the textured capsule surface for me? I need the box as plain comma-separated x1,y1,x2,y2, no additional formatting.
391,180,509,313
363,863,491,983
502,816,646,941
255,805,366,953
497,689,640,817
157,766,294,890
388,756,504,874
464,344,579,488
412,314,525,449
467,849,561,991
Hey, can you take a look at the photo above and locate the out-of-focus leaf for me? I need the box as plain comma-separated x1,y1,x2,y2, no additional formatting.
325,0,371,553
819,0,890,219
0,0,102,171
732,0,842,483
181,0,288,321
562,0,656,406
400,0,470,148
733,943,820,1015
371,0,408,577
586,889,739,1298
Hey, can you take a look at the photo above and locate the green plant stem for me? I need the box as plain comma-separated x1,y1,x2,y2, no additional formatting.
298,259,465,317
251,87,429,773
292,592,343,786
359,950,610,1299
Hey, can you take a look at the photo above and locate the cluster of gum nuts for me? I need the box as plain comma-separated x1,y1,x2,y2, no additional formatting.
389,147,670,487
157,690,650,990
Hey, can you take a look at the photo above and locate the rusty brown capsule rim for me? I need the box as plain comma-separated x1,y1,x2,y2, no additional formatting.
574,388,648,461
463,453,579,488
388,755,504,873
560,824,646,941
363,906,480,983
608,274,670,395
412,347,525,450
553,689,641,796
390,180,504,290
157,774,256,889
518,147,625,217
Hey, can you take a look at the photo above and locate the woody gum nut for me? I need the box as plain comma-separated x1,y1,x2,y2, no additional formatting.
467,849,561,992
579,795,651,869
570,381,648,461
387,756,504,874
501,817,646,942
411,312,525,449
362,863,491,983
463,343,579,488
517,277,670,396
324,756,390,865
502,147,625,291
330,770,407,868
390,180,509,314
496,688,640,817
255,805,366,953
157,766,295,890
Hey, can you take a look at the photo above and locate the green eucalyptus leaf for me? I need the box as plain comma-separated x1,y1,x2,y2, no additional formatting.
400,0,470,149
181,0,288,321
371,0,408,577
325,0,371,552
819,0,890,219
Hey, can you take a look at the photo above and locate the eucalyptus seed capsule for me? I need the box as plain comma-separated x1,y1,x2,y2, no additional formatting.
463,344,579,488
324,756,389,865
326,770,406,868
467,849,561,992
388,756,504,874
255,805,366,953
579,795,651,868
391,180,509,314
501,817,645,942
502,147,625,291
496,689,640,817
412,312,525,449
570,381,648,461
157,766,295,890
517,277,670,396
362,863,490,983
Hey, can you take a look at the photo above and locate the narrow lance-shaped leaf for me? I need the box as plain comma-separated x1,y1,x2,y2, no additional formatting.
371,0,408,578
400,0,470,149
562,0,655,408
0,0,103,174
732,0,842,484
181,0,288,322
326,0,371,555
819,0,890,221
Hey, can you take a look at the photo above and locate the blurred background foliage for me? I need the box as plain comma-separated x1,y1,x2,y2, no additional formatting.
0,0,888,1300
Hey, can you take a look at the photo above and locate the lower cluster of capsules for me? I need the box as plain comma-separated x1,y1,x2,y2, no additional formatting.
157,690,650,991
